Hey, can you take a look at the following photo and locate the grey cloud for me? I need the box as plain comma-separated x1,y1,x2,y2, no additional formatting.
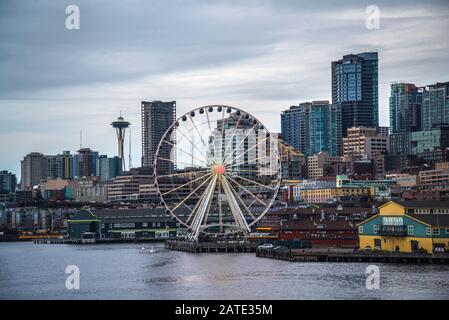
0,0,449,178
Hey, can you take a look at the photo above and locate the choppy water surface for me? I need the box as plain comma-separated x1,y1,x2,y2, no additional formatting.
1,242,448,299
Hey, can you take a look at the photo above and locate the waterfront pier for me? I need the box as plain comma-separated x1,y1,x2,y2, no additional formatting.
165,239,258,253
33,237,168,244
256,248,449,264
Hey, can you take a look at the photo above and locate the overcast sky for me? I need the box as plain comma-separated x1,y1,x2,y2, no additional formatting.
1,0,448,179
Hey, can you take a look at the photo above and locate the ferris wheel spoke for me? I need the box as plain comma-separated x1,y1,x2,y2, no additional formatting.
177,127,210,164
205,109,219,164
226,154,274,168
203,186,215,225
156,169,211,178
188,114,213,162
223,121,259,164
226,135,269,166
220,176,251,232
185,193,204,224
227,169,261,173
224,173,268,207
157,157,207,169
171,175,214,212
217,108,227,162
226,173,276,191
163,140,210,167
190,175,218,239
224,176,257,221
222,113,243,164
247,198,257,210
162,172,213,196
218,177,223,232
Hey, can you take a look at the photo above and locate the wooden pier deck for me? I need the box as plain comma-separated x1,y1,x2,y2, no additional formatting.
256,248,449,264
165,239,258,253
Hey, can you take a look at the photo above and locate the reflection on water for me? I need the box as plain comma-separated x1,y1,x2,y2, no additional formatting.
0,242,448,300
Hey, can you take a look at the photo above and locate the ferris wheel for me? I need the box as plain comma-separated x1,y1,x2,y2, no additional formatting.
153,105,281,240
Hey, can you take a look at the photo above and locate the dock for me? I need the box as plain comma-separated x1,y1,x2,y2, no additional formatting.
256,248,449,264
33,237,168,244
165,239,258,253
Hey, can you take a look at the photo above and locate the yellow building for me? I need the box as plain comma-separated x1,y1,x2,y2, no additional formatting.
358,201,449,253
301,187,370,203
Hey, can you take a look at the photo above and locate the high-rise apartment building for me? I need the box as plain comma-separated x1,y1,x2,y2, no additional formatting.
389,83,423,156
20,152,47,189
389,83,423,134
77,148,99,177
141,101,176,174
422,82,449,131
96,155,122,182
281,105,302,152
332,52,378,137
46,155,65,179
61,151,73,179
0,170,17,193
411,125,449,155
281,101,341,157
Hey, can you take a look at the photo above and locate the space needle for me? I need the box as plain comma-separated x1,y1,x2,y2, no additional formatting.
111,113,130,171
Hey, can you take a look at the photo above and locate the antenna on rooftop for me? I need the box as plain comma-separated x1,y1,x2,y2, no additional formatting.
128,126,133,170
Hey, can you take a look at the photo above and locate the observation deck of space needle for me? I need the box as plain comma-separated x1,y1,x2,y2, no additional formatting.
153,105,282,241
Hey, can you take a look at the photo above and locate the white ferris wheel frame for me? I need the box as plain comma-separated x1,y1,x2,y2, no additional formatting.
153,105,282,240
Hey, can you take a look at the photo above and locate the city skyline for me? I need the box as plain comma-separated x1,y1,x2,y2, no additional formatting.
1,0,449,178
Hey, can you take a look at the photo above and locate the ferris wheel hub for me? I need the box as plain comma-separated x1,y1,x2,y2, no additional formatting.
213,164,226,175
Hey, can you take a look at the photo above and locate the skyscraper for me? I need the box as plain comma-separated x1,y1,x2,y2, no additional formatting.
332,52,378,137
389,83,423,156
76,148,99,177
141,101,176,174
0,170,17,193
46,155,64,179
280,105,302,152
422,81,449,131
281,101,341,157
20,152,47,190
96,155,122,181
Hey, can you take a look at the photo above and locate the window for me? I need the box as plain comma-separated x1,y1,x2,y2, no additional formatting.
373,225,379,234
432,228,440,236
446,228,449,234
426,228,431,236
358,226,363,234
407,225,414,235
382,217,403,226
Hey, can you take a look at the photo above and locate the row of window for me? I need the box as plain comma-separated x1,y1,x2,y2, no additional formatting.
359,225,449,236
413,209,449,214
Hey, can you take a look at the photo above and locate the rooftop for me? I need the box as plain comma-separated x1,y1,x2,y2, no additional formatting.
394,200,449,209
409,214,449,227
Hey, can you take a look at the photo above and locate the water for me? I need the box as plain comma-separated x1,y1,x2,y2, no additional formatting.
1,242,449,300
